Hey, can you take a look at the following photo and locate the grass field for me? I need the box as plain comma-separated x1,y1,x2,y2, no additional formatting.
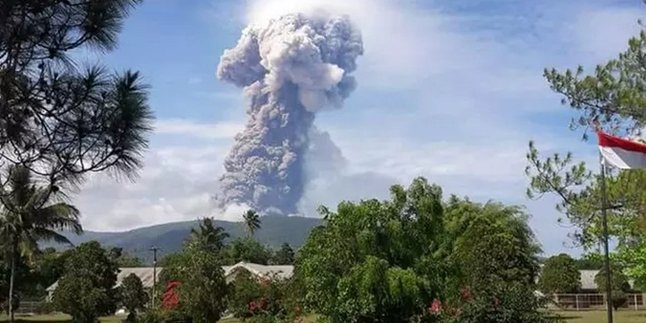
0,314,124,322
3,311,645,322
553,310,646,323
0,314,319,322
219,314,318,322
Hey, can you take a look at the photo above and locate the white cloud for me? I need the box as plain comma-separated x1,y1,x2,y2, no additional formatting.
75,131,235,231
570,6,643,63
74,0,641,256
155,118,243,140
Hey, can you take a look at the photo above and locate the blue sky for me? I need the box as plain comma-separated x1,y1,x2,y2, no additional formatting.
75,0,645,256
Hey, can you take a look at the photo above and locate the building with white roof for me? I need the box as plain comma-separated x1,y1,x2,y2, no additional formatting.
46,262,294,300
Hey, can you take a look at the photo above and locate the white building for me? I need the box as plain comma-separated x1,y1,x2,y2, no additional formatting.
46,262,294,300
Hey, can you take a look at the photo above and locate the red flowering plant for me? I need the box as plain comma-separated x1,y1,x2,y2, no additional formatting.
162,281,181,310
229,270,296,321
424,287,474,322
247,297,269,315
139,280,192,323
428,298,442,316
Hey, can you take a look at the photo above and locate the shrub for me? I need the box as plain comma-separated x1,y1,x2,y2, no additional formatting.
611,290,628,310
298,178,446,323
426,282,551,323
120,273,149,322
161,246,227,323
228,270,264,318
34,301,55,315
227,269,302,322
52,242,119,323
539,254,581,294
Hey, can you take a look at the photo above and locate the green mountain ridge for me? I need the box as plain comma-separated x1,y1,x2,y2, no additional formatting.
59,216,324,263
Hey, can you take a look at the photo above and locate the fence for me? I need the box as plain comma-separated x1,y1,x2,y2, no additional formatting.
14,301,46,314
551,293,646,311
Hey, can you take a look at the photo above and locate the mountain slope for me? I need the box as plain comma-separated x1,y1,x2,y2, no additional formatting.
61,216,324,263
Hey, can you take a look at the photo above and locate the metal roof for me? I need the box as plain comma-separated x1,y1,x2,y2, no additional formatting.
114,267,164,288
223,262,294,280
46,267,164,292
47,263,294,292
579,269,636,291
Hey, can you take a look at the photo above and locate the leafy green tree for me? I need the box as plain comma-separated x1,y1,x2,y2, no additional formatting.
0,254,31,314
526,10,646,290
595,264,631,310
0,0,153,187
116,254,144,268
120,273,149,322
222,238,272,265
0,166,81,321
25,248,71,298
445,199,541,286
243,210,262,237
618,243,646,290
155,252,183,306
297,177,447,323
574,254,604,270
108,247,143,268
228,268,302,321
52,241,119,323
444,198,546,323
188,217,229,252
271,243,295,265
538,254,581,294
595,265,631,293
228,269,264,318
544,33,646,133
526,146,645,248
163,245,228,323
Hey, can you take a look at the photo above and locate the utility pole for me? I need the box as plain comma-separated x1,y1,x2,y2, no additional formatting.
150,246,159,309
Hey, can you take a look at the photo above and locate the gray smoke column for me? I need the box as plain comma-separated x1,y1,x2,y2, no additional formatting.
215,12,363,216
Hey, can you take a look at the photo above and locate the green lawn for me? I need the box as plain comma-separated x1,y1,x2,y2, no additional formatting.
553,310,646,323
9,312,643,323
0,314,318,323
219,314,318,322
0,314,124,322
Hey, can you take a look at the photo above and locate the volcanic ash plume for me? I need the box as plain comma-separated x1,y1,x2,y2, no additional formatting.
215,13,363,216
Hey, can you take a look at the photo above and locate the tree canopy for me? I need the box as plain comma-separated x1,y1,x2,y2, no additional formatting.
0,165,80,320
272,243,295,265
52,241,119,323
443,197,545,323
526,7,646,291
187,217,229,253
296,178,545,323
221,237,273,265
162,244,228,323
120,273,148,322
297,178,447,322
0,0,153,187
538,254,581,294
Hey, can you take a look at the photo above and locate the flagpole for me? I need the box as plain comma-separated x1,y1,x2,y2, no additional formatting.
599,153,613,323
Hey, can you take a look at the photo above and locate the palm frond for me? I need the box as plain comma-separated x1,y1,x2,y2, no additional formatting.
32,227,73,246
0,166,82,258
34,203,82,234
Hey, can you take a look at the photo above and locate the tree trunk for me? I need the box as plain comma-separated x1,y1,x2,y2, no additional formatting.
8,245,15,323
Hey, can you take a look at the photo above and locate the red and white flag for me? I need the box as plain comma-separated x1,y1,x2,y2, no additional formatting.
597,131,646,169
